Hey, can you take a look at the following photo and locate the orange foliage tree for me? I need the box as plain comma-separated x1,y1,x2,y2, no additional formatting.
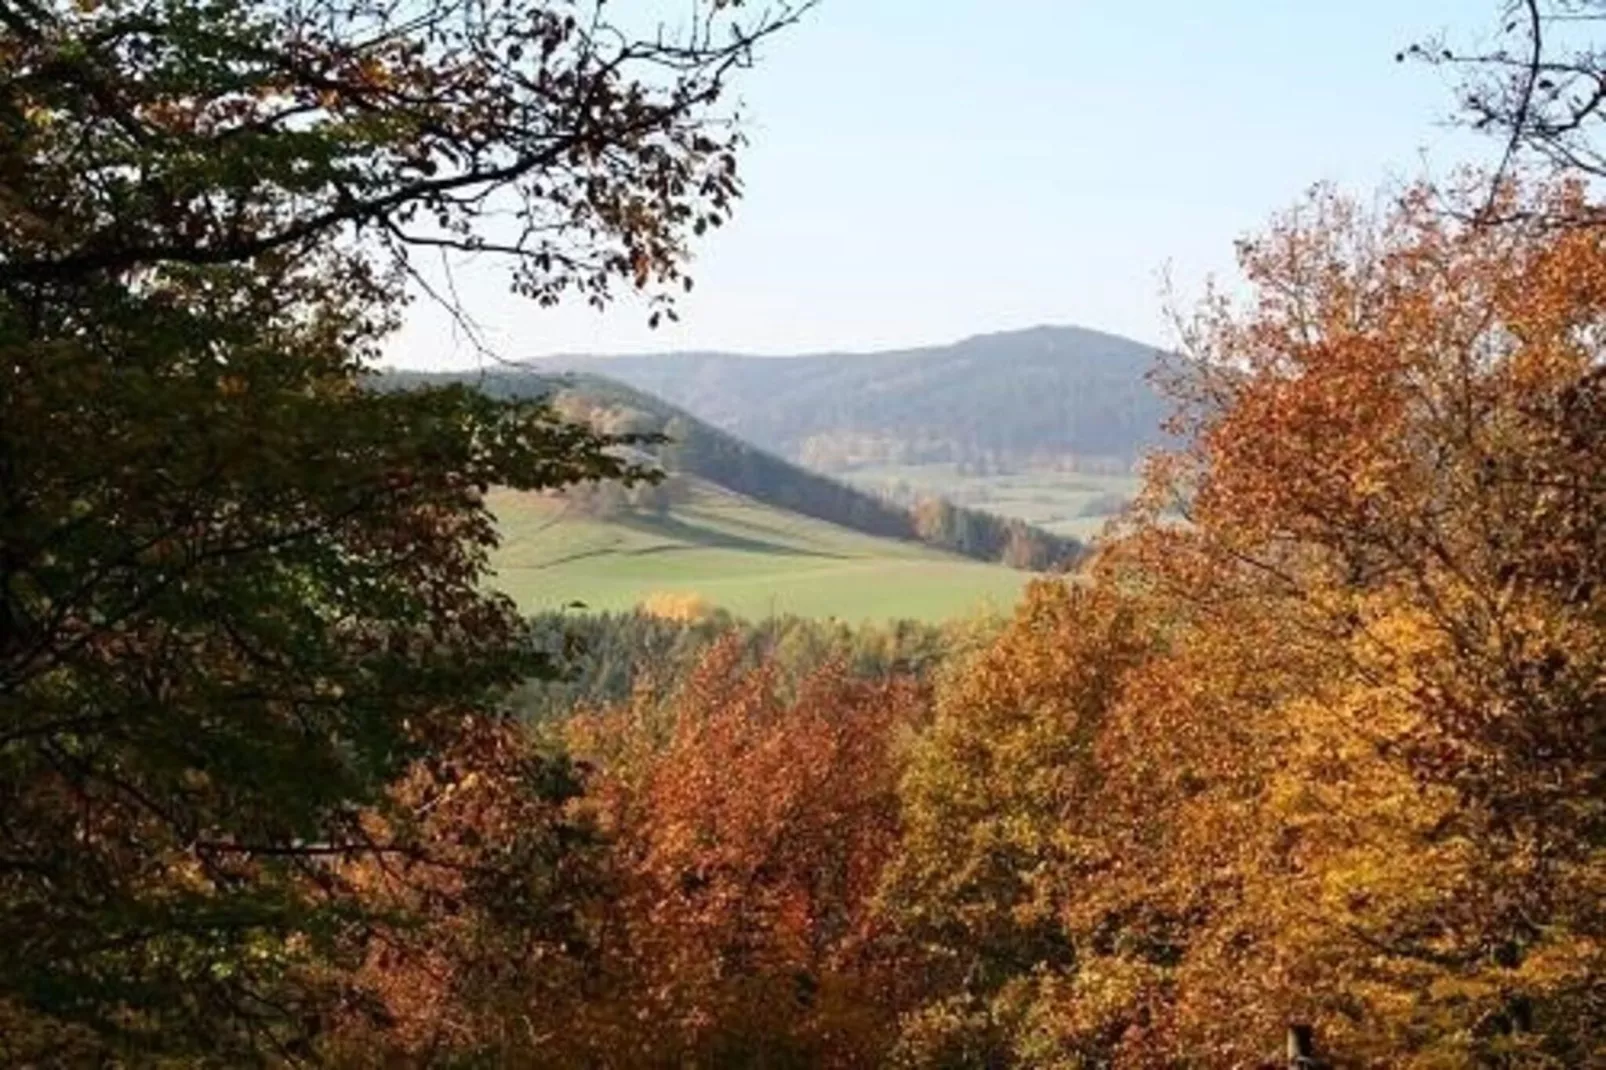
317,718,609,1067
568,639,929,1067
884,182,1605,1068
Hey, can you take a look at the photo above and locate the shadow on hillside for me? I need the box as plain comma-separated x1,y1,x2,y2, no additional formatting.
687,499,833,545
619,512,847,559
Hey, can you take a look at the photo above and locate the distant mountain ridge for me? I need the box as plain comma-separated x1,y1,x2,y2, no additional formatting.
528,325,1171,470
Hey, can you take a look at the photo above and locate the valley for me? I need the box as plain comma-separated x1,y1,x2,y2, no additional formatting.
398,334,1152,622
15,2,1598,1064
835,463,1142,541
467,324,1166,620
523,324,1164,565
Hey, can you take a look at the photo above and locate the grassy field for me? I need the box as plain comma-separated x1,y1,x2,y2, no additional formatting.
489,482,1032,623
835,463,1142,541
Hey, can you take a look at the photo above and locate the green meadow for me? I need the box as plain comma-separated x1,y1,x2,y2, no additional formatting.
489,483,1032,623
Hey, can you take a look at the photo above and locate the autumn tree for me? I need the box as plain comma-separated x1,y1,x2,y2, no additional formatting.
319,721,608,1068
1106,181,1606,1066
0,275,635,1063
880,581,1163,1068
883,182,1605,1067
568,641,928,1067
0,0,807,1060
0,0,808,306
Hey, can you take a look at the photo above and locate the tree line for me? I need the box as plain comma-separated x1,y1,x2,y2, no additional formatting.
512,607,967,724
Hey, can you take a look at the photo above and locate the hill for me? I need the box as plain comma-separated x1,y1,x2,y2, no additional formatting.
532,325,1170,470
384,368,1082,571
489,479,1030,623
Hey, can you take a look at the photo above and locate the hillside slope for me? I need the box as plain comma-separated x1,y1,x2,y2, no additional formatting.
489,480,1030,622
533,325,1170,467
384,368,1082,570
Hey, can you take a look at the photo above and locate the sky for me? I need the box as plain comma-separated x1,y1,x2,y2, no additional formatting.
385,0,1497,370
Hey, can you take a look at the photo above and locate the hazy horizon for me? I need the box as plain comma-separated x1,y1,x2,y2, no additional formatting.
385,1,1493,371
431,321,1152,367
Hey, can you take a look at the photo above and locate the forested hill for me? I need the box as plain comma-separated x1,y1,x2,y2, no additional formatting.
382,369,1082,571
529,325,1171,469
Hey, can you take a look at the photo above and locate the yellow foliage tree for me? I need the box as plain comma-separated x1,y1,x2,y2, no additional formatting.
881,580,1164,1067
640,590,718,622
884,182,1606,1068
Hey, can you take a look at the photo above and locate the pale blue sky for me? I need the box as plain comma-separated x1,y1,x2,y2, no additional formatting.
387,0,1494,369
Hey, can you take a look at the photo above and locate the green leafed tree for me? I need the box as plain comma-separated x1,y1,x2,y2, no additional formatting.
0,0,808,1061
